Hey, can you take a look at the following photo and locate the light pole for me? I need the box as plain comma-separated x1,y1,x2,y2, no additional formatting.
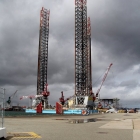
0,87,5,128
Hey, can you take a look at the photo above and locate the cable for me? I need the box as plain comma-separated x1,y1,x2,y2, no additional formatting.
92,69,107,86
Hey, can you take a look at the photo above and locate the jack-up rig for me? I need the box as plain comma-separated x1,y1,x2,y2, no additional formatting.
20,7,50,111
22,1,113,114
74,0,113,109
36,7,50,109
58,0,113,110
58,0,93,108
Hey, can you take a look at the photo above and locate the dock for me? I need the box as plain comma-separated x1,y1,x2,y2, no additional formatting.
4,113,140,140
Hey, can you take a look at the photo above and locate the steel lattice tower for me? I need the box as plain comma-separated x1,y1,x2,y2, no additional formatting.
37,7,50,95
75,0,88,104
87,17,92,95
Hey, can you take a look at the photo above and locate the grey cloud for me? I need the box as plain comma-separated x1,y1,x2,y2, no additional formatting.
119,80,139,88
89,0,140,73
0,0,140,107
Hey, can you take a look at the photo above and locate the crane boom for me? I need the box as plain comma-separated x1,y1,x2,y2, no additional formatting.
6,90,18,107
96,63,113,98
10,90,18,98
59,91,75,105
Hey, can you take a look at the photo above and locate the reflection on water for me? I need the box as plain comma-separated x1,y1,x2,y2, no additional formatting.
69,118,96,124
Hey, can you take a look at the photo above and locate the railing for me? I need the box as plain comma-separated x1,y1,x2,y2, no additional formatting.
0,88,5,128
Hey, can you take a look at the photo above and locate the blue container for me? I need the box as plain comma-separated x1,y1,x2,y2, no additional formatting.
26,109,36,113
64,109,82,114
25,109,98,115
42,110,56,114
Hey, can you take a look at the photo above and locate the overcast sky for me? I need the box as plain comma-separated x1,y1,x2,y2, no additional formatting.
0,0,140,108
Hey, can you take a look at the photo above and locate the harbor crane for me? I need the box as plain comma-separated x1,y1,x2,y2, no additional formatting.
20,94,45,108
59,91,74,105
20,95,43,108
20,84,50,108
6,90,18,108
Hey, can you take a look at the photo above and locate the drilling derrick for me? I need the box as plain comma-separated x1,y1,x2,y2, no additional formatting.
37,7,50,108
87,17,92,95
75,0,88,104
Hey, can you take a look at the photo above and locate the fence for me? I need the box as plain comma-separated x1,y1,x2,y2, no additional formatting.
0,88,5,128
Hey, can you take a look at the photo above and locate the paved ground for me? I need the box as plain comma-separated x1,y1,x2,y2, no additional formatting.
3,113,140,140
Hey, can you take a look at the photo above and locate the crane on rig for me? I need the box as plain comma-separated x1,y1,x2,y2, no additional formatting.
84,63,113,109
58,63,113,109
95,63,113,100
59,91,75,105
